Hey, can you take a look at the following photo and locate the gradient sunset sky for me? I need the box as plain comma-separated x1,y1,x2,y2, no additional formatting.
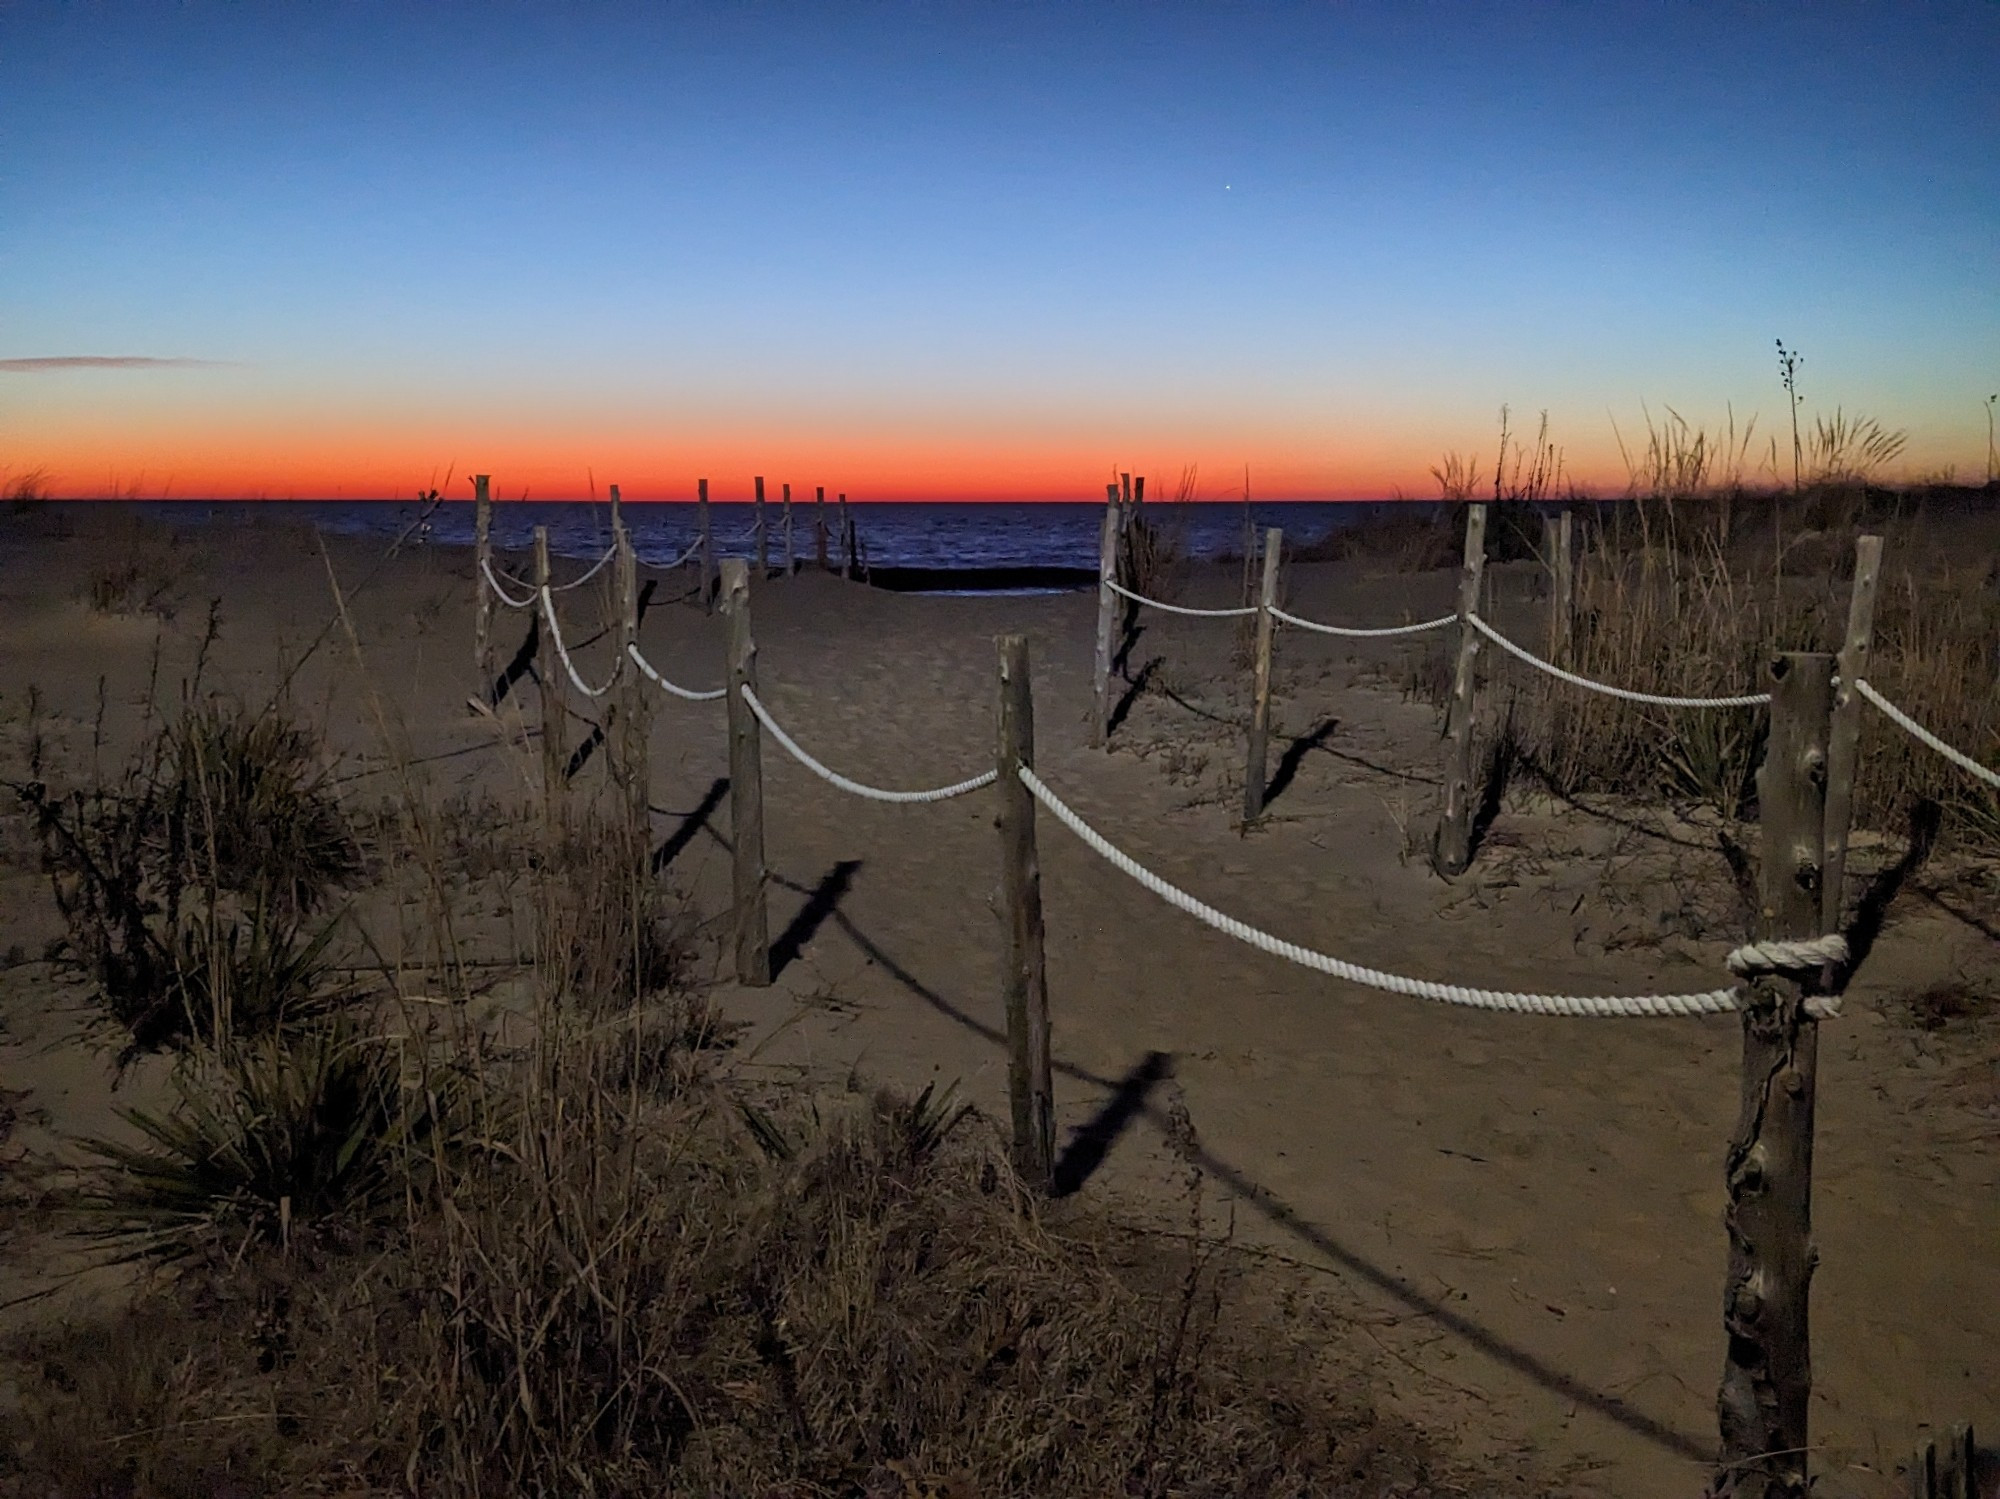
5,2,1996,502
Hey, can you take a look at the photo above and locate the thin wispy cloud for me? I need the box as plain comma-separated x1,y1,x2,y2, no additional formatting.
0,355,239,372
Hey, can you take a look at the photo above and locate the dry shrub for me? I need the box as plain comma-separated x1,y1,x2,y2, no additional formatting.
16,691,363,1055
4,1024,1473,1498
1515,491,2000,845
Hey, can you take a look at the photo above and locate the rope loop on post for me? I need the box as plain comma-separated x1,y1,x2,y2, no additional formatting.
1726,934,1852,1019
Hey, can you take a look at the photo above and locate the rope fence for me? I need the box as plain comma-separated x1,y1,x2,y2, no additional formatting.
464,489,1994,1494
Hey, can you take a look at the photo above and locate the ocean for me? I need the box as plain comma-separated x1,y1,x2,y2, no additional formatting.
132,499,1426,589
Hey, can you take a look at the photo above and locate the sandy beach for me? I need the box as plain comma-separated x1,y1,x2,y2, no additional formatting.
2,502,1995,1497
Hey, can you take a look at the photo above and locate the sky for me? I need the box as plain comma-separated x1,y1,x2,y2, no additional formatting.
3,1,1997,503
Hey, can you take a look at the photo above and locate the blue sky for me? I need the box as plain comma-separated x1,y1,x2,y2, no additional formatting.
4,1,1996,499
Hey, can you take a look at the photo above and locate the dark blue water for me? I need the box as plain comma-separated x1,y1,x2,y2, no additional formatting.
132,499,1423,574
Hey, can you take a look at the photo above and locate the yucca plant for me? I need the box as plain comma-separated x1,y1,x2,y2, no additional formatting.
79,1017,474,1258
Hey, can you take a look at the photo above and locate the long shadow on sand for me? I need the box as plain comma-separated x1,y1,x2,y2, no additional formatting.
1051,1050,1173,1198
1262,718,1338,809
770,859,861,981
651,777,731,875
762,866,1713,1466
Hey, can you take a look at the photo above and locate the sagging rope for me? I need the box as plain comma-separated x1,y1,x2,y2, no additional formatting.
1468,613,1773,709
741,686,998,803
1104,578,1258,619
626,643,727,702
1855,678,2000,792
1018,763,1846,1018
1272,605,1457,639
538,587,620,698
548,544,617,593
481,556,536,609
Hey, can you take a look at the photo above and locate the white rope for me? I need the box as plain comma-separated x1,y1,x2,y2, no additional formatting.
1855,678,2000,792
1727,935,1852,1019
626,643,726,702
1272,605,1458,639
1018,764,1747,1017
1104,578,1258,619
1468,614,1772,709
537,587,620,698
548,544,617,593
740,686,998,803
480,556,536,609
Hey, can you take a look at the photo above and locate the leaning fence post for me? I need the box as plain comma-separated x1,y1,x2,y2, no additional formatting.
473,474,493,696
1822,534,1882,938
698,478,716,612
781,482,796,575
1242,526,1284,824
997,633,1053,1191
533,526,565,834
1434,502,1489,875
815,485,829,571
1713,650,1834,1499
1091,498,1121,749
1544,506,1574,663
721,559,770,986
754,475,769,578
614,521,650,888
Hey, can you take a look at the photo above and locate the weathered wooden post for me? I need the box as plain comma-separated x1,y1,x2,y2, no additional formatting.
473,474,493,697
1242,526,1283,824
840,492,856,579
997,633,1053,1191
754,475,769,578
781,481,796,575
1712,650,1835,1499
614,521,650,887
608,481,622,538
533,526,565,834
814,485,829,571
1091,497,1121,749
1434,503,1489,875
1544,506,1574,663
698,478,716,612
1909,1423,1977,1499
721,559,769,986
1821,534,1882,939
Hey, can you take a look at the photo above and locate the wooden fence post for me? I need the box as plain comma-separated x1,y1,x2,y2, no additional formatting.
1434,503,1488,875
815,485,829,571
1909,1423,1977,1499
840,493,855,579
533,526,565,836
997,633,1053,1191
1545,506,1574,663
608,481,622,537
1091,498,1121,749
1242,526,1284,824
721,559,769,986
782,482,795,575
1822,534,1882,939
698,478,716,612
754,475,769,578
1712,650,1834,1499
473,474,493,697
614,522,650,887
